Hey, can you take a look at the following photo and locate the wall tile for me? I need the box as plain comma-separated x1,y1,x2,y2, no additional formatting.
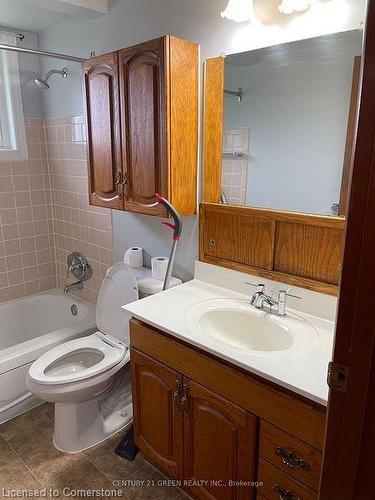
0,121,56,302
222,128,250,205
0,116,113,304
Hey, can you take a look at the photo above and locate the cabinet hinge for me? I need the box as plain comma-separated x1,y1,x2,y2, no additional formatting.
327,361,349,393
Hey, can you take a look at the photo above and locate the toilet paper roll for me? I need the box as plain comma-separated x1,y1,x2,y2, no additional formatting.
123,247,143,268
151,256,169,281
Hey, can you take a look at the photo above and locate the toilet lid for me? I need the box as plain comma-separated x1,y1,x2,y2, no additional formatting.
96,263,139,344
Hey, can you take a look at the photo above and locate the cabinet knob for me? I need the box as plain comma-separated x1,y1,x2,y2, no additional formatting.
275,447,310,471
115,171,123,199
273,485,300,500
115,171,128,200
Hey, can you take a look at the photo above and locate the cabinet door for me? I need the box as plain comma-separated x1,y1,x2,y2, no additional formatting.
184,379,258,500
83,52,123,209
131,349,183,478
119,37,168,216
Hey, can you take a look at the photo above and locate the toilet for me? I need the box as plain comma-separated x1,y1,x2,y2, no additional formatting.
27,263,148,453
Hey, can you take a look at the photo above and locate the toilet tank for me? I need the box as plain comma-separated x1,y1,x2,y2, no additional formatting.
132,267,182,298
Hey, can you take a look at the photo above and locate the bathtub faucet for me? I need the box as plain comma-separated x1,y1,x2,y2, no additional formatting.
64,280,84,294
64,252,92,295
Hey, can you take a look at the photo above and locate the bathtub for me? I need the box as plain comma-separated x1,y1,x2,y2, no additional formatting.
0,289,96,424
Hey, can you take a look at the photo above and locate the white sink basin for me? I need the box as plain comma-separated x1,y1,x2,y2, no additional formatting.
186,299,318,355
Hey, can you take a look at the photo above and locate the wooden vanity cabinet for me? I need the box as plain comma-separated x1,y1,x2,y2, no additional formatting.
83,36,198,216
130,319,326,500
131,347,258,499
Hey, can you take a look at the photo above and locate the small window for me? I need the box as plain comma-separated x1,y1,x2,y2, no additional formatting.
0,31,27,161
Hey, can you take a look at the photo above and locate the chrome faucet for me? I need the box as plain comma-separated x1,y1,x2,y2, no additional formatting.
246,283,300,317
64,252,92,295
64,281,84,294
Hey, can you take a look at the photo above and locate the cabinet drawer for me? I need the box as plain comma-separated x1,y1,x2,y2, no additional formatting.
258,459,317,500
260,421,321,491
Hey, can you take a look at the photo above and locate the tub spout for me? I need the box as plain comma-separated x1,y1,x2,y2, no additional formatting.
64,281,84,294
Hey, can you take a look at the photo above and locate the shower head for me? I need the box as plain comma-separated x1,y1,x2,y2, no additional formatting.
34,67,68,89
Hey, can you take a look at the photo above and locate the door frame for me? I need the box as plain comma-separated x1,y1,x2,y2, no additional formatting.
320,1,375,498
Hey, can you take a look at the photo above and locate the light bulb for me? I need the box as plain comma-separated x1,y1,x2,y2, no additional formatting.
221,0,254,23
278,0,312,15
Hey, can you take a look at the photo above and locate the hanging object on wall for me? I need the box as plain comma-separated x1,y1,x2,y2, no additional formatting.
278,0,311,14
221,0,254,22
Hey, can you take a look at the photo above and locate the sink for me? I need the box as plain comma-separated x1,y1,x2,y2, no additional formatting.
198,309,292,351
186,299,318,355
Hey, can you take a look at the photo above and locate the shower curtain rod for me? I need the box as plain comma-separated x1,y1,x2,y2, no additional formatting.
0,43,85,63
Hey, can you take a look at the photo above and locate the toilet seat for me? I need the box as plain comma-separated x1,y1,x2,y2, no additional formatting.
28,263,139,388
28,332,127,386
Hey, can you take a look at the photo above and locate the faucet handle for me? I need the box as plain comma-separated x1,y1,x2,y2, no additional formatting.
284,288,302,300
245,282,265,292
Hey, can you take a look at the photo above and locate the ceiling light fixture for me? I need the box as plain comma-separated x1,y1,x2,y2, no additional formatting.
221,0,254,23
278,0,312,15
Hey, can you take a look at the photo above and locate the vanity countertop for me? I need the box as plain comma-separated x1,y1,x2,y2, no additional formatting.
123,279,335,406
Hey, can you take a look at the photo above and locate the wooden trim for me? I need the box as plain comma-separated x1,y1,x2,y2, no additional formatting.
320,4,375,498
169,36,199,216
339,56,362,216
200,202,345,228
130,319,326,450
199,203,345,295
203,57,224,203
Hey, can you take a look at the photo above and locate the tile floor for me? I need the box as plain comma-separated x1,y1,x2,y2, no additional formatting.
0,404,188,499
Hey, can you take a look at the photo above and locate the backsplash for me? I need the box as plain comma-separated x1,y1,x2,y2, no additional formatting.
0,115,113,305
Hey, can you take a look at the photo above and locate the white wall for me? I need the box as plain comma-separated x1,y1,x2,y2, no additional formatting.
37,0,367,280
224,30,362,215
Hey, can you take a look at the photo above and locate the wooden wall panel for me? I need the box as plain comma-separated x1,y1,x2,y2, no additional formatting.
203,57,224,203
274,222,343,285
169,36,199,216
200,203,345,295
202,209,275,270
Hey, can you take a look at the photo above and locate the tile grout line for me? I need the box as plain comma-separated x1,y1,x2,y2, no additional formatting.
33,405,124,497
0,433,52,498
81,451,133,499
43,119,58,289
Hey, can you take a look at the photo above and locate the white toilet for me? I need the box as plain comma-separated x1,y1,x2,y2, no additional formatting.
27,263,141,453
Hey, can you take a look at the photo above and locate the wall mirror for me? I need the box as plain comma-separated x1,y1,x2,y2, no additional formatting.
203,29,362,217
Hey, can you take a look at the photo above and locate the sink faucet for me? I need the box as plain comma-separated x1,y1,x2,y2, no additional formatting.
247,283,300,317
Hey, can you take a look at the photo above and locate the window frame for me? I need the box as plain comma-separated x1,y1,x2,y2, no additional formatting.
0,31,28,162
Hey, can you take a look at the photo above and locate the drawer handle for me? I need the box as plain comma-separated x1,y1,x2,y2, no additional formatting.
173,380,182,409
181,384,189,413
275,446,310,471
273,485,300,500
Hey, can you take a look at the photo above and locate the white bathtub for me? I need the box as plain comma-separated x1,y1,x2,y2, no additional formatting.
0,289,96,424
